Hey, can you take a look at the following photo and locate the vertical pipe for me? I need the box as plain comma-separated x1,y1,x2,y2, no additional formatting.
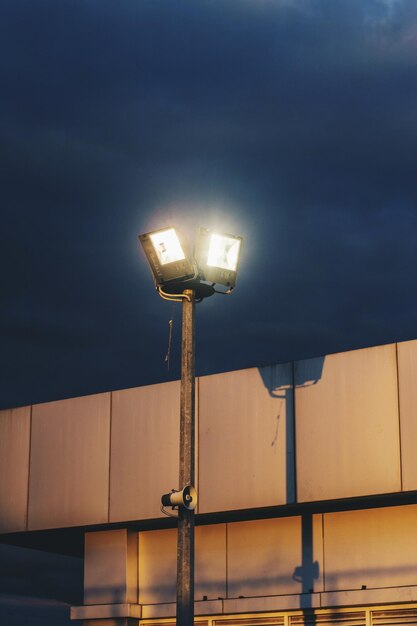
177,288,195,626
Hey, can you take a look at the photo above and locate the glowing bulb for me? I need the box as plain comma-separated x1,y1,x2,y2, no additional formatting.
150,228,185,266
207,233,241,271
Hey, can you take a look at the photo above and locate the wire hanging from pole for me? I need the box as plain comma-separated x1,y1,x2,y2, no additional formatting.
165,302,175,370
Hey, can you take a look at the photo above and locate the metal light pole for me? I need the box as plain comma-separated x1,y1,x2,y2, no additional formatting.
177,288,195,626
139,226,242,626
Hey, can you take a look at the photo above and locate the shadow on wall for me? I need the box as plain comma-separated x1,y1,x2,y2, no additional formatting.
258,357,325,613
258,357,325,504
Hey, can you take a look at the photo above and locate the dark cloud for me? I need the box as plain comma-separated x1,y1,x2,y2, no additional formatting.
1,0,417,409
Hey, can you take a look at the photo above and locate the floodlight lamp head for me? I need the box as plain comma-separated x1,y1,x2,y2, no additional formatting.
195,228,243,289
139,227,196,289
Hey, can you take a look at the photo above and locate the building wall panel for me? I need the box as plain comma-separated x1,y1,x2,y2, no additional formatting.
138,528,176,605
323,504,417,590
28,393,110,529
295,345,401,502
198,364,294,514
2,340,417,534
110,381,182,522
194,524,227,602
84,529,137,605
138,524,226,605
227,515,323,599
0,406,31,532
397,339,417,491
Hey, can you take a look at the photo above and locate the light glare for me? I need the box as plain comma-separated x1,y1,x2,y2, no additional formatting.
150,228,185,266
207,234,240,271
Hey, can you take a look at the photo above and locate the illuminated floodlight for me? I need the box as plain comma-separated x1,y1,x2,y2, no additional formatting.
207,233,241,271
195,228,242,289
150,228,185,266
139,227,195,288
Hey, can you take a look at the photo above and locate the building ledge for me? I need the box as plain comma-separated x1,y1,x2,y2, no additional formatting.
70,603,142,620
70,586,417,621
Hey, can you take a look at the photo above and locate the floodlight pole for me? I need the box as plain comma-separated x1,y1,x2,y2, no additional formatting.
177,288,195,626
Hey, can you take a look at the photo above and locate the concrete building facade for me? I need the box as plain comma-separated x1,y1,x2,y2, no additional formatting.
1,339,417,625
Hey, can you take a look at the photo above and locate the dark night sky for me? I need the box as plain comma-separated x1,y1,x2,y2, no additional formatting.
1,0,417,412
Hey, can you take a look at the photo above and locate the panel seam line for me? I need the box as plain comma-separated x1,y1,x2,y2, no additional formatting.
26,404,33,530
395,343,404,492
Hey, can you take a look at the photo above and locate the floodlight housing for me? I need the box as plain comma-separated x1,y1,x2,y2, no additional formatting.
195,228,242,289
139,227,195,287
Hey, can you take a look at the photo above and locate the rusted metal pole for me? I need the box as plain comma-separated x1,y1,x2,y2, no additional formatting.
177,288,195,626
